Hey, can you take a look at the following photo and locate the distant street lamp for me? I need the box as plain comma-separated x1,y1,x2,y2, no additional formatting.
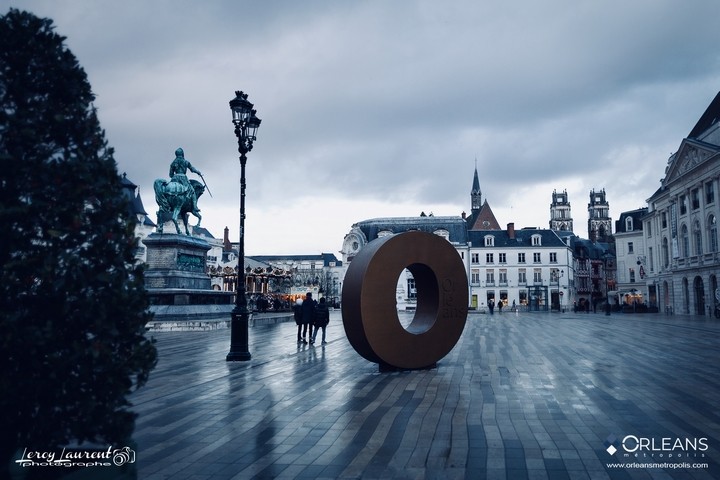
603,252,613,316
226,90,261,362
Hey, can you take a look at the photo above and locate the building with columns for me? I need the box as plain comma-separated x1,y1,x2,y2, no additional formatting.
643,91,720,315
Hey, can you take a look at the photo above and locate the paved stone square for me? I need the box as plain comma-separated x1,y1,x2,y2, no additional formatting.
131,311,720,479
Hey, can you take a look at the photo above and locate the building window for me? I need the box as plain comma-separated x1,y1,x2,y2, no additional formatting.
646,221,652,237
662,237,669,267
680,195,687,215
629,268,636,283
518,269,527,285
486,269,495,285
626,216,633,232
498,253,506,263
681,224,689,257
549,252,557,263
499,269,508,285
471,269,480,285
694,220,703,255
484,236,494,247
518,253,526,263
407,277,417,299
486,253,494,264
533,269,542,284
628,242,634,254
661,212,667,229
434,229,450,241
532,235,541,246
707,182,716,205
533,252,541,263
709,215,718,252
471,253,479,264
691,189,700,210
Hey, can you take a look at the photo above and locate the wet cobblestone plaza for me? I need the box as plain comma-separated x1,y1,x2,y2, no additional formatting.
131,311,720,479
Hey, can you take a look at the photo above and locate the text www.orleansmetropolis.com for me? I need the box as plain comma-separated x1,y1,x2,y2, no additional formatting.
606,462,709,470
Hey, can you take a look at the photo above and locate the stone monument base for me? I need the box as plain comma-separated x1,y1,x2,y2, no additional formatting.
143,233,236,330
143,233,212,290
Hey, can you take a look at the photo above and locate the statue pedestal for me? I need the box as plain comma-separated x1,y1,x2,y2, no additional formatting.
143,233,212,290
143,233,235,331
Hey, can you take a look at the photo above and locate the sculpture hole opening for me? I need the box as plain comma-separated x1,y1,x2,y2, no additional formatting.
396,263,438,335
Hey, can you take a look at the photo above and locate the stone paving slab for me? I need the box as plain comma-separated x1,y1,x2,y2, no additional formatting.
130,311,720,479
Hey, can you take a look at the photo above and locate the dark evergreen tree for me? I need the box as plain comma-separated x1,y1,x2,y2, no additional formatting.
0,8,157,475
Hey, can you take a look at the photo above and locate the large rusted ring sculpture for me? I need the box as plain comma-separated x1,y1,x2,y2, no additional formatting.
342,230,468,370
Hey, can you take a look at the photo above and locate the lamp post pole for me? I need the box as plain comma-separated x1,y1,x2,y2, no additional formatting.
604,253,612,316
227,90,261,362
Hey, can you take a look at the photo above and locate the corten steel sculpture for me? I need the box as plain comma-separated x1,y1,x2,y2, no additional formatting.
342,230,468,370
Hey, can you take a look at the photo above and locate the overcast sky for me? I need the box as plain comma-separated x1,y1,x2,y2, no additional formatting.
10,1,720,255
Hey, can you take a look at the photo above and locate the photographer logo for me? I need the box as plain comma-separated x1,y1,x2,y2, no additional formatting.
15,446,136,469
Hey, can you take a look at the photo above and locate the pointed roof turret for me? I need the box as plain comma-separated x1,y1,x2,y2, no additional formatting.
471,166,481,196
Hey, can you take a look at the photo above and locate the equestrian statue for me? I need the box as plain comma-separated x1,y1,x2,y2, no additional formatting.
154,147,211,235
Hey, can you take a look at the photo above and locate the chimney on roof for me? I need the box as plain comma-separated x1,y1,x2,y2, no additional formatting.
507,222,515,240
223,226,231,251
461,211,466,219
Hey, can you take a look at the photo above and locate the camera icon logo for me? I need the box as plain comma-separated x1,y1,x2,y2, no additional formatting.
112,447,136,466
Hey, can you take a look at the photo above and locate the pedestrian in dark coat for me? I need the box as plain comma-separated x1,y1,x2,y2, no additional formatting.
301,292,316,343
311,297,330,345
293,298,303,343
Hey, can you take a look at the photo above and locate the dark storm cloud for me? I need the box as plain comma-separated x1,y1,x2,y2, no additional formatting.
10,0,720,252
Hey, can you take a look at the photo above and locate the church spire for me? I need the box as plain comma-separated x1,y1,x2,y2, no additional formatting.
471,161,482,211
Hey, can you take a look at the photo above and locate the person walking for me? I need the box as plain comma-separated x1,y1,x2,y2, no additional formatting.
293,298,303,343
311,297,330,345
301,292,316,344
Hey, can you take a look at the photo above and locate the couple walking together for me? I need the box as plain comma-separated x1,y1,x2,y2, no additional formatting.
294,292,330,345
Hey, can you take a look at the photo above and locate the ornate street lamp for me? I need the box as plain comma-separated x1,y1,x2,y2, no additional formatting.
226,90,261,362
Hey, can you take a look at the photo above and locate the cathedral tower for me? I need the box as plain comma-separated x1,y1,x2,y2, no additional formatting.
549,189,573,232
588,188,611,242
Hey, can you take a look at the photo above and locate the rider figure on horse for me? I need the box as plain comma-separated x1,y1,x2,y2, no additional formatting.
169,147,202,213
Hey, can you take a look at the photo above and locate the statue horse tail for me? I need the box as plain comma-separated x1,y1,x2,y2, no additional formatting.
154,179,171,212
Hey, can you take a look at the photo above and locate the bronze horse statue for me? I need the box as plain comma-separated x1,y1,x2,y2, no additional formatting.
154,178,205,235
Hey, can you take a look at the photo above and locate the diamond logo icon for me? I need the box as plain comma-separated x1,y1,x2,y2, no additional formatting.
603,434,619,455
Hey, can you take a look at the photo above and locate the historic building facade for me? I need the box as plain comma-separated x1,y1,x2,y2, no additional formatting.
614,208,648,309
340,168,574,311
121,174,156,263
467,224,573,311
643,91,720,315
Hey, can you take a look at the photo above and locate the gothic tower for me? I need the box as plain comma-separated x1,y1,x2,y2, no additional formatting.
549,189,573,232
588,188,612,242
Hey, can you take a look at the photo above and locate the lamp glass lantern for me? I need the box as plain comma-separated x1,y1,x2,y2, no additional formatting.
230,91,254,125
247,111,261,140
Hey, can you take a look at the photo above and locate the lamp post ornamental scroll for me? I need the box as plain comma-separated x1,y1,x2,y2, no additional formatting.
226,90,261,362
